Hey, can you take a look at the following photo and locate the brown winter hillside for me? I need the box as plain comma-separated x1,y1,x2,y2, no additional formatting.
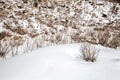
0,0,120,58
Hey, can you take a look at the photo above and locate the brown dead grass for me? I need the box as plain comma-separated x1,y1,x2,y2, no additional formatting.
107,0,120,3
13,35,22,41
0,40,11,58
80,43,99,62
0,31,12,40
4,22,27,35
94,24,120,48
28,33,39,38
0,7,8,18
14,27,27,35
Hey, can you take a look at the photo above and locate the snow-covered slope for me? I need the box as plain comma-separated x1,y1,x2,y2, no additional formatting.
0,44,120,80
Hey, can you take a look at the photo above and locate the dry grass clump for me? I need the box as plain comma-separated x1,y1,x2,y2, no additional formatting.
0,7,8,18
4,22,27,35
0,31,12,40
94,22,120,48
0,44,11,58
28,33,39,38
0,35,24,58
107,0,120,3
23,36,43,53
80,43,99,62
13,27,27,35
0,32,7,40
97,31,119,48
71,32,81,42
107,33,120,48
55,34,62,42
0,40,11,58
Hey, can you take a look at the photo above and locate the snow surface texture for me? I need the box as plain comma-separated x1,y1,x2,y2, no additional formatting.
0,0,120,58
0,43,120,80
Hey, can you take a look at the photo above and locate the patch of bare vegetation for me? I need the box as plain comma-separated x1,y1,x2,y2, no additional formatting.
0,41,11,58
107,0,120,3
80,43,99,62
4,22,27,35
94,22,120,48
0,35,24,58
0,0,120,58
0,31,12,40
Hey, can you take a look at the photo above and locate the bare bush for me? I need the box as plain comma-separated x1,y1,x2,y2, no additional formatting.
0,41,11,58
107,0,120,3
0,31,12,40
80,43,99,62
33,36,43,48
23,39,34,53
0,46,10,58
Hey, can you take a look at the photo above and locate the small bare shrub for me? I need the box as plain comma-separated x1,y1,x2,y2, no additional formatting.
0,42,11,58
14,27,27,35
33,36,43,48
0,32,6,40
0,46,10,58
0,31,12,40
80,43,99,62
4,22,27,35
107,0,120,3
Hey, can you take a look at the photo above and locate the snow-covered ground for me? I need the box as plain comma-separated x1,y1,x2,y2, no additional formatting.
0,43,120,80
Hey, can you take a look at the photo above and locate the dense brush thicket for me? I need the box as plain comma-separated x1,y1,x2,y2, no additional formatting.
0,0,120,58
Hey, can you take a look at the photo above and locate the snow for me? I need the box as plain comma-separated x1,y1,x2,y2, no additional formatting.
0,0,120,79
0,43,120,80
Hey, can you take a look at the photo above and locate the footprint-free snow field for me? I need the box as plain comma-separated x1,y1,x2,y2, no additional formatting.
0,44,120,80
